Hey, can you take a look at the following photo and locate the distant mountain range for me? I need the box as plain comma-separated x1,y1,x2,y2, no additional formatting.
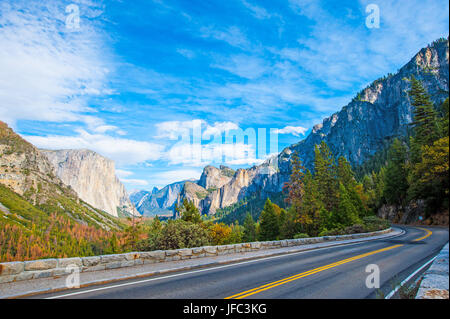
131,37,449,218
130,180,195,216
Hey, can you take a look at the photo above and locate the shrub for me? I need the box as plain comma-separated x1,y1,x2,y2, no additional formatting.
293,233,309,239
153,220,211,250
363,216,390,231
209,223,232,245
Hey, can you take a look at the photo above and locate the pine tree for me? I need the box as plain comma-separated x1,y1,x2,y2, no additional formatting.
297,170,323,236
362,174,376,207
243,213,257,242
279,206,301,239
373,168,386,207
337,156,356,189
150,216,162,233
383,139,408,205
438,98,449,137
258,199,280,241
334,182,361,228
314,141,337,211
408,136,449,211
409,76,439,147
284,153,305,207
177,199,202,223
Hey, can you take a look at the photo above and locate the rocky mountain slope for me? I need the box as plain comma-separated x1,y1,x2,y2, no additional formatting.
41,149,139,218
173,37,449,216
0,121,123,230
130,180,193,216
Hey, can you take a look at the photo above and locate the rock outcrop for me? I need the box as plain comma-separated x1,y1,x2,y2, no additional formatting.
41,149,139,218
174,37,449,216
130,180,192,216
176,165,260,215
198,165,234,190
0,122,64,201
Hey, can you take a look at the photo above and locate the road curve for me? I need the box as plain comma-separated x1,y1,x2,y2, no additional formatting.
32,225,448,299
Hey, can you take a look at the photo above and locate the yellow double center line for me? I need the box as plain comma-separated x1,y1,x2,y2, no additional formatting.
225,244,403,299
413,227,432,241
225,227,433,299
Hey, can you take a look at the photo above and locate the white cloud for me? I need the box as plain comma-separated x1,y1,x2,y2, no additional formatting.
202,121,239,138
120,179,149,186
116,169,134,178
166,141,261,167
155,119,204,140
177,48,196,59
116,170,149,188
241,0,272,19
287,0,449,90
23,129,164,166
0,1,112,128
199,25,249,49
212,55,269,79
151,169,203,186
154,119,265,167
155,119,240,140
275,126,308,136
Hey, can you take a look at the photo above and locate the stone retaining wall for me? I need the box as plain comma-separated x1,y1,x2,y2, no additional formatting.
416,242,449,299
0,228,392,284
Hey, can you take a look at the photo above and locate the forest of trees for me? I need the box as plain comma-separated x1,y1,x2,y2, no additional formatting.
360,77,449,220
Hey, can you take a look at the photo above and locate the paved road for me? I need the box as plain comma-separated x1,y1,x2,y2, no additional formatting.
33,226,448,299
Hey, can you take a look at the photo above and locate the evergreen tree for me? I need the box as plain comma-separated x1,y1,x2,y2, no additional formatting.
176,199,202,224
383,139,409,205
278,207,287,235
284,153,305,207
373,168,386,207
334,182,361,228
243,213,257,242
362,174,376,208
151,216,162,232
279,206,301,239
438,98,449,137
314,141,338,211
408,137,449,211
229,221,243,244
337,156,356,189
297,170,323,236
258,199,280,241
409,76,439,147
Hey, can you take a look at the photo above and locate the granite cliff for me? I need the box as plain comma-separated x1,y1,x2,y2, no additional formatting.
41,149,139,218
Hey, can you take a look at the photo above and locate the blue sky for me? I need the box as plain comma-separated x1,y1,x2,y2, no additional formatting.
0,0,448,190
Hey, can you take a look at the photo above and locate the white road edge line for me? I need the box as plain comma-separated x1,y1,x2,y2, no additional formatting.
45,229,405,299
385,255,438,299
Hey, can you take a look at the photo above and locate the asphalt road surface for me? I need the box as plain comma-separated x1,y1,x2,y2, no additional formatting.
33,225,448,299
